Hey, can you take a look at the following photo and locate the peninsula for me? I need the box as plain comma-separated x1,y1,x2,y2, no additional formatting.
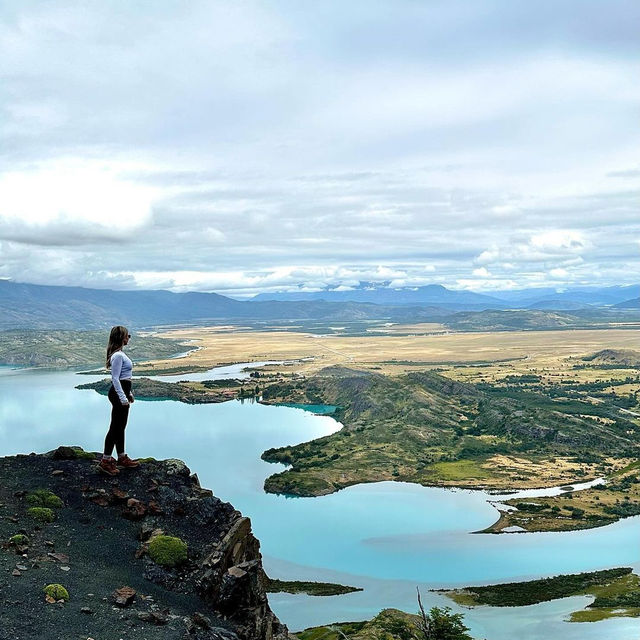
260,366,637,501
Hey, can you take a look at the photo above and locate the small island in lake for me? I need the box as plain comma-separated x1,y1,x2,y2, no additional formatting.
438,567,640,622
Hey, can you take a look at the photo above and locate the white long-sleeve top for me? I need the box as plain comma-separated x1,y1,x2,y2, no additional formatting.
110,350,133,405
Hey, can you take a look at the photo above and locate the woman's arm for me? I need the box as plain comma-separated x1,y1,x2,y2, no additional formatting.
110,352,130,405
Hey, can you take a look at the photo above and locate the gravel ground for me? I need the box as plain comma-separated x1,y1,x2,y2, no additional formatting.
0,449,242,640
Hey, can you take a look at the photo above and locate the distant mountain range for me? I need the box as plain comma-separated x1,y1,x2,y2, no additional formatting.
614,297,640,309
253,282,639,309
253,283,500,309
0,280,446,330
0,279,637,330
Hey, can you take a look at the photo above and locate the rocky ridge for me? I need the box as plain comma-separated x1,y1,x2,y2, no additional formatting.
0,446,287,640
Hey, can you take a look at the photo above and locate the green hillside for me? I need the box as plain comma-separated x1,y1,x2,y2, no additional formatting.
261,367,639,497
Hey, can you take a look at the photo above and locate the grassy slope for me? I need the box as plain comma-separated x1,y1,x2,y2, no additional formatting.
260,367,639,497
445,310,582,331
0,330,187,367
296,609,422,640
444,309,640,332
582,349,640,367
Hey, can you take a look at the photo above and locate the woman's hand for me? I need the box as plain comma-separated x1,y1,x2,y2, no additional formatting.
128,393,135,404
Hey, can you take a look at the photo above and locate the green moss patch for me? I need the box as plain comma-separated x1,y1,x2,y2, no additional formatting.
8,534,29,546
27,507,56,523
69,446,96,460
148,535,188,568
26,489,64,509
43,584,69,601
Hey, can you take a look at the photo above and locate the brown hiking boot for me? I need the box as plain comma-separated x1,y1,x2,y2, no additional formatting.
117,454,140,469
98,457,120,476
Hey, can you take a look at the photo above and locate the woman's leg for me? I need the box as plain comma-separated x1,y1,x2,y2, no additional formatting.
114,403,130,455
115,380,132,456
104,386,129,457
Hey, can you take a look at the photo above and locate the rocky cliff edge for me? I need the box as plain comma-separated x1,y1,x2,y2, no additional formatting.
0,446,288,640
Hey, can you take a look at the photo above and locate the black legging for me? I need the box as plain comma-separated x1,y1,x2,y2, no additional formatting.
103,379,132,456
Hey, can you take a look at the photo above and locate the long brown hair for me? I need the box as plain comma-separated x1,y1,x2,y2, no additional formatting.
106,325,129,368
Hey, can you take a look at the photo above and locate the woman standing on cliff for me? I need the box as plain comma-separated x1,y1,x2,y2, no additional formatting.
99,326,140,475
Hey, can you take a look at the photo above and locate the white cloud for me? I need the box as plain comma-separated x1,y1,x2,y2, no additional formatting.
456,277,519,291
475,247,500,265
0,160,156,244
0,2,638,293
529,230,588,252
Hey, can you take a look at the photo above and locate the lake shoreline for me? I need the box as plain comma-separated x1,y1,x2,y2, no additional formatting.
3,366,640,639
76,375,635,534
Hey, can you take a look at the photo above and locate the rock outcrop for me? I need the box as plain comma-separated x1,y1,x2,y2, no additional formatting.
0,446,287,640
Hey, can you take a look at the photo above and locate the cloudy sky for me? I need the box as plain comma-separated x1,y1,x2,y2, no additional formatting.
1,1,638,297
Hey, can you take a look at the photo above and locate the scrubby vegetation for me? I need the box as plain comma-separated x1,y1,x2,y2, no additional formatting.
77,376,242,404
440,568,632,607
297,606,473,640
260,366,640,498
62,446,96,460
441,568,640,624
265,578,362,596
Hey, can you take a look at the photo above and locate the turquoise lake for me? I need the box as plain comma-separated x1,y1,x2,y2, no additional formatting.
0,366,638,639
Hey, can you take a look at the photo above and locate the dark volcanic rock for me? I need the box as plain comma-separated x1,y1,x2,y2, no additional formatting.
113,585,137,607
122,498,148,520
0,448,286,640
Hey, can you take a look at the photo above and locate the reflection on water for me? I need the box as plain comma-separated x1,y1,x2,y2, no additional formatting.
0,369,638,639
